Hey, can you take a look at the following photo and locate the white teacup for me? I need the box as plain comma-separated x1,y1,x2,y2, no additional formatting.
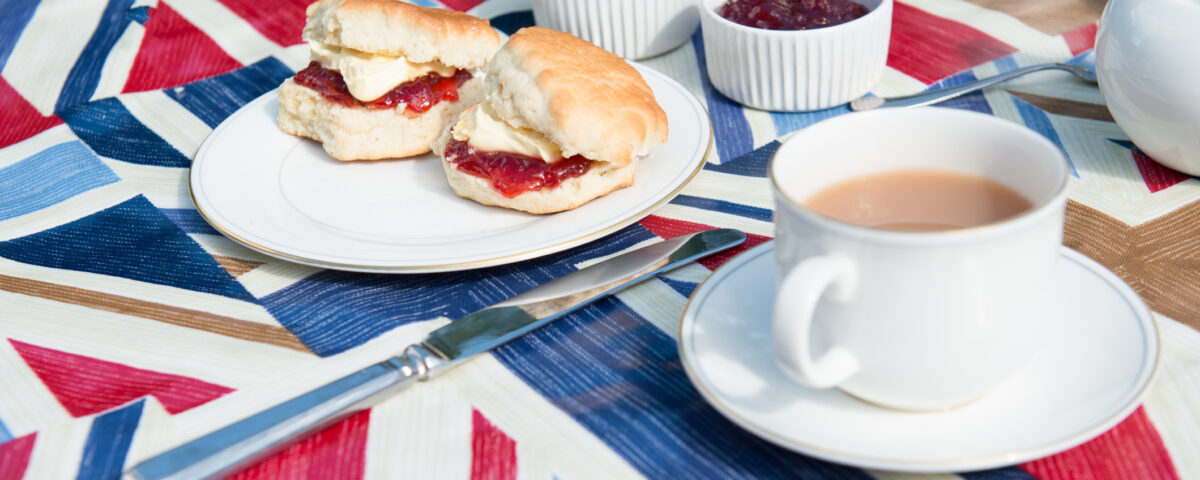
769,108,1070,411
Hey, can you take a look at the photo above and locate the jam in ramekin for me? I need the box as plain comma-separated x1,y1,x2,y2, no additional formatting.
718,0,869,30
293,61,472,113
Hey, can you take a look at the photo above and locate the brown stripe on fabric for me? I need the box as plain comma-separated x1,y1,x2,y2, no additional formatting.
0,274,313,353
1064,200,1200,331
1007,90,1114,123
964,0,1103,35
212,255,264,277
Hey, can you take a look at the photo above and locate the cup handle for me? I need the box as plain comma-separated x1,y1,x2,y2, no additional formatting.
772,255,860,388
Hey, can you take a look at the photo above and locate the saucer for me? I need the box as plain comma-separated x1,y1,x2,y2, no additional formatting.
678,242,1159,472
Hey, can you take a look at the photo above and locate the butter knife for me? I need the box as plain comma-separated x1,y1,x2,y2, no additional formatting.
127,228,745,480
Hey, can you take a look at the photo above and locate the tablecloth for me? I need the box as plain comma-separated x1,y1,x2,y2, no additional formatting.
0,0,1197,478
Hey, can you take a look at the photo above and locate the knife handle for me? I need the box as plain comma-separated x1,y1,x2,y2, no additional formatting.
126,344,443,480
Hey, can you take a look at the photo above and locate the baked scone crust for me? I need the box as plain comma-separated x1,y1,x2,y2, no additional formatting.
485,26,669,166
304,0,501,69
279,76,484,161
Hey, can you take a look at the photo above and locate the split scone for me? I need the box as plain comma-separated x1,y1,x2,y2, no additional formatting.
278,0,501,161
432,26,669,214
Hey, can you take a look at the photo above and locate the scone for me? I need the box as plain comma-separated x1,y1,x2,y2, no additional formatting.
432,26,669,214
278,0,500,161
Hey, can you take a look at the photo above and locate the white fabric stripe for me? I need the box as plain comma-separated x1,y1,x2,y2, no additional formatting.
442,353,646,480
0,125,77,169
365,367,472,479
0,256,282,327
871,67,929,96
1,0,109,115
132,0,159,8
684,170,773,210
744,108,779,149
135,323,439,454
616,278,688,340
898,0,1054,53
161,0,281,63
653,204,774,237
99,157,192,209
235,256,324,299
90,21,145,102
188,233,273,265
637,41,707,112
21,414,90,480
275,45,310,73
0,182,136,241
0,339,72,438
1143,314,1200,480
0,290,314,389
119,91,212,160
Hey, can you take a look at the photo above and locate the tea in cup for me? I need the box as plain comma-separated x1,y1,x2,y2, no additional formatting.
769,108,1070,411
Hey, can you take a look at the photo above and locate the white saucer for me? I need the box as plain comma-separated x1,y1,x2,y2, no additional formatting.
679,242,1159,472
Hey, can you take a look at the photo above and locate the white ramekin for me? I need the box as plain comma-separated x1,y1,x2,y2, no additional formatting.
532,0,700,60
699,0,892,112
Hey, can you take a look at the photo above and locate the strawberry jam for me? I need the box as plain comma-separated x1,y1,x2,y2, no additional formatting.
718,0,868,30
293,61,472,113
444,138,593,198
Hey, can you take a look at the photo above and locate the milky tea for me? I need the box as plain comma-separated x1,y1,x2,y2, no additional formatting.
804,169,1033,232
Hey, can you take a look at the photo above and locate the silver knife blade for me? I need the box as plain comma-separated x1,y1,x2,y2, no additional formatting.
127,228,745,480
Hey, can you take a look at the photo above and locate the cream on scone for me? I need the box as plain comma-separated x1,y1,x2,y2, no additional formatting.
278,0,500,161
432,26,669,214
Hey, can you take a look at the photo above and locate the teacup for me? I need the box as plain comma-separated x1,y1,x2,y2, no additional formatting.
769,108,1070,411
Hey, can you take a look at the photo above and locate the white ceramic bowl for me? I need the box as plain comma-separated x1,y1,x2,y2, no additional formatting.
531,0,700,60
1096,0,1200,176
699,0,891,112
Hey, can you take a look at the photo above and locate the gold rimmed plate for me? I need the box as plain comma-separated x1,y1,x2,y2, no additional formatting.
189,64,711,273
678,242,1159,472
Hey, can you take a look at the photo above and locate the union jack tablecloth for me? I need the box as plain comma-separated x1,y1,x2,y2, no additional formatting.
1,0,1197,478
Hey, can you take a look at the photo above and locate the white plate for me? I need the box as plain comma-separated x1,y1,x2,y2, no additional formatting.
679,242,1160,472
189,65,711,272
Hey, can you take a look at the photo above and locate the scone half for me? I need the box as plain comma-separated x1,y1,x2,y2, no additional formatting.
278,0,500,161
433,26,668,214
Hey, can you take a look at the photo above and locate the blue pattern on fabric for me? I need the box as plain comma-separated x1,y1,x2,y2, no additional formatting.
670,194,772,222
128,5,150,24
0,196,256,302
59,97,191,168
925,70,994,114
493,298,873,479
76,399,142,480
961,467,1039,480
164,57,294,128
159,208,220,235
703,140,777,178
1010,96,1077,178
691,31,754,164
55,0,138,113
771,105,850,137
487,10,535,36
0,417,11,443
0,141,119,221
0,0,39,71
262,224,658,356
658,277,698,298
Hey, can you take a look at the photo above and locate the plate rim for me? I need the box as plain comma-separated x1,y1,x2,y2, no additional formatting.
678,242,1161,472
188,64,713,273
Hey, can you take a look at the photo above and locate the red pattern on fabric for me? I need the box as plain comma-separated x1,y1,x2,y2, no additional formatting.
471,408,516,480
1132,149,1191,193
637,216,771,271
9,339,233,417
0,433,35,480
1063,23,1098,56
123,3,243,93
229,409,370,480
1021,408,1179,480
0,76,64,149
217,0,310,46
887,2,1017,84
438,0,488,12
